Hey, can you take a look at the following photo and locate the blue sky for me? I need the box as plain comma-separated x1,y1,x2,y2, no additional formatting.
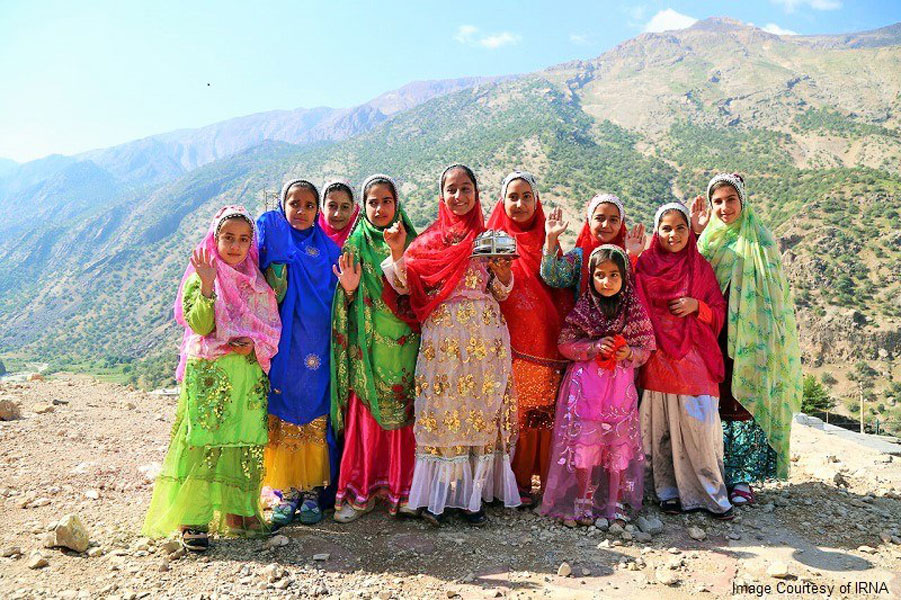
1,0,899,162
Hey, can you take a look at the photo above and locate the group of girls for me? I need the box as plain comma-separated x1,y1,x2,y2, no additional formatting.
142,164,802,550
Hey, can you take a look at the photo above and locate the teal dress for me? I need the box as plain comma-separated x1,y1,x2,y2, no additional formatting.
142,274,270,537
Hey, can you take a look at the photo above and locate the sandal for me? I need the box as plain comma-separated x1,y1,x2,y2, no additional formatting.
298,491,323,525
271,490,301,528
729,485,755,506
660,498,682,515
614,503,632,525
181,528,209,552
333,501,373,524
518,489,534,508
463,508,488,526
709,507,735,521
421,508,446,527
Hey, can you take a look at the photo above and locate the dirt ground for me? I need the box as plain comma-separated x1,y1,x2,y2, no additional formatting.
1,374,899,599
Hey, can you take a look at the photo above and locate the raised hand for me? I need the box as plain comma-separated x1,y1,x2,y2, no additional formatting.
383,221,407,258
190,247,216,295
690,195,710,235
333,252,362,295
625,223,646,257
668,296,699,317
545,206,569,240
487,257,513,286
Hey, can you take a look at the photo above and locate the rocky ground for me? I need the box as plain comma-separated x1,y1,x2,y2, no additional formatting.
0,374,899,600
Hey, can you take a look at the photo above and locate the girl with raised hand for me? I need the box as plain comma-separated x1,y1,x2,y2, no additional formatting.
142,206,281,551
541,194,646,298
381,164,520,526
691,174,802,506
330,174,420,522
257,179,341,527
319,179,360,248
636,202,733,520
540,245,655,526
485,171,573,506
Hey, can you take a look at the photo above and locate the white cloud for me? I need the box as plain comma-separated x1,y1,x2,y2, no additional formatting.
762,23,799,35
771,0,842,13
453,25,520,49
643,8,698,33
570,33,592,46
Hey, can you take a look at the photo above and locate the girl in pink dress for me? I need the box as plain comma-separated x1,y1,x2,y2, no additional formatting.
540,245,655,525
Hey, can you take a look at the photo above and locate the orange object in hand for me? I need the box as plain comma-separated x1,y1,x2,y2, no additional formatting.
595,335,627,371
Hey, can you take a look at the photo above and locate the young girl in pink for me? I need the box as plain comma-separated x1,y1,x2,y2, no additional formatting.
540,245,655,525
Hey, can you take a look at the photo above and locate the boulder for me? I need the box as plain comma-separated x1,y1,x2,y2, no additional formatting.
43,514,90,553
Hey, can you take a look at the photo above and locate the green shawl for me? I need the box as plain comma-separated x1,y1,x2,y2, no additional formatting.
698,174,802,479
329,181,420,433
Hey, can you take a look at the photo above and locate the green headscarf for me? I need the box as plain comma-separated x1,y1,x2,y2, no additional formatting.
330,174,420,432
698,173,802,479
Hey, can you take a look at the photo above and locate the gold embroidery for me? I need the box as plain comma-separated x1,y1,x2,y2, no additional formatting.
418,410,438,433
442,409,461,432
455,303,476,324
429,304,452,327
467,409,489,433
415,374,429,396
493,339,507,359
267,415,327,450
440,337,461,360
422,341,436,361
456,373,475,397
464,268,481,290
481,377,498,398
433,374,450,396
482,306,497,326
465,337,488,361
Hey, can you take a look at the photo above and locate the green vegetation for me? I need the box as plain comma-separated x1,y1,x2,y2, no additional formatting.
802,374,835,413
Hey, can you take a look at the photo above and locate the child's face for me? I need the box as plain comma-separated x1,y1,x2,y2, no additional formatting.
365,183,397,228
442,168,477,216
590,203,622,243
216,218,253,266
503,178,536,224
593,259,623,297
324,189,355,231
657,211,689,253
710,185,742,225
284,185,318,231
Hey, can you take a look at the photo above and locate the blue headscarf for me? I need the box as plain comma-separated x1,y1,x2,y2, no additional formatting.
257,178,341,427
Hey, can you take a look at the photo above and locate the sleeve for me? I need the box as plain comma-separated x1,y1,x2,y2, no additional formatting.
697,300,714,326
540,248,580,289
488,272,514,301
181,274,215,336
558,337,601,361
698,265,727,336
264,263,288,303
622,347,651,369
380,255,410,294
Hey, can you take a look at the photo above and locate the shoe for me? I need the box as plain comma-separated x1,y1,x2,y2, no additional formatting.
660,498,682,515
709,507,735,521
463,508,488,526
298,491,322,525
333,502,373,524
396,502,419,519
421,508,446,527
270,491,301,528
181,528,209,552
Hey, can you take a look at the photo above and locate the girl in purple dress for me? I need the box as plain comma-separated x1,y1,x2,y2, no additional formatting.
540,245,655,526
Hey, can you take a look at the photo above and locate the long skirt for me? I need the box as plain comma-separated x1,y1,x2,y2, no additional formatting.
510,358,561,494
263,415,330,492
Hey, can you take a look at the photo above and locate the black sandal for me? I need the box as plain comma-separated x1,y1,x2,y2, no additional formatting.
421,509,446,527
660,499,682,515
709,507,735,521
463,508,488,526
181,528,209,552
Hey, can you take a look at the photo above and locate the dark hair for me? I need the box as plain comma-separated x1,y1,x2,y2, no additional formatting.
440,164,478,194
215,214,254,238
658,208,689,227
589,248,627,318
322,182,354,203
363,177,397,201
284,180,320,207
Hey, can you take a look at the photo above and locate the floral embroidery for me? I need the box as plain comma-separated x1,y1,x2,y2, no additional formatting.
186,360,231,431
305,353,322,370
248,373,269,411
305,246,320,257
465,337,487,361
421,342,436,361
464,268,481,290
268,414,327,449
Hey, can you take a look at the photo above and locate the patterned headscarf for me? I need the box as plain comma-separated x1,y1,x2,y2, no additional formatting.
573,193,628,294
698,173,802,479
173,206,281,381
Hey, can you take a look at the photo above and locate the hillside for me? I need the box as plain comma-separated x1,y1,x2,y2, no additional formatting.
0,18,899,427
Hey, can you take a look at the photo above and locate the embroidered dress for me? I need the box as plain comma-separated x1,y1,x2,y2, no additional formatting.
486,171,572,495
636,203,731,514
257,179,341,494
330,175,421,513
698,174,802,482
143,206,281,537
540,245,656,521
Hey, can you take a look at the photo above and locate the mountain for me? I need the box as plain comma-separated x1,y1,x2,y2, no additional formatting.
1,18,899,429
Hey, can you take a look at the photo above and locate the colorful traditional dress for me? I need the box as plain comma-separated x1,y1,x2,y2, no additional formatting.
257,179,341,499
636,202,731,515
318,179,360,248
143,206,281,537
540,193,628,299
330,174,420,514
486,171,572,497
698,174,802,484
382,165,520,515
540,245,656,521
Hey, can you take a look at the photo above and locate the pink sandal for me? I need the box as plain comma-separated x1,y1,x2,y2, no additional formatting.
729,486,755,506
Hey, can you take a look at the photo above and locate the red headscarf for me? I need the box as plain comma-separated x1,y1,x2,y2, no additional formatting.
403,165,485,322
634,204,725,382
574,193,627,294
486,173,574,366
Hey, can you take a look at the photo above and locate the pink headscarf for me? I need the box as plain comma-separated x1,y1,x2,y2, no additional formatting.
173,205,282,381
317,180,359,248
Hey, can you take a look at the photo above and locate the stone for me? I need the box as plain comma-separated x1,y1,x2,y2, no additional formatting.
33,403,55,414
634,531,653,543
43,514,90,553
160,540,181,555
87,547,104,557
84,490,100,500
556,561,572,577
687,527,706,541
594,517,609,530
857,545,877,554
766,561,790,579
833,472,849,488
273,579,290,590
262,563,286,582
158,562,170,572
655,567,679,586
636,515,664,535
0,399,21,420
27,552,48,569
313,553,330,561
52,398,70,405
609,523,624,536
264,535,289,549
1,545,22,557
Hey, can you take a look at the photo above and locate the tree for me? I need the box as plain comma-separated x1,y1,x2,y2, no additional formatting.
802,375,835,413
